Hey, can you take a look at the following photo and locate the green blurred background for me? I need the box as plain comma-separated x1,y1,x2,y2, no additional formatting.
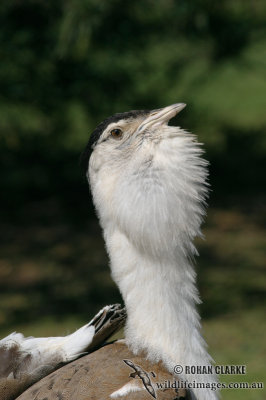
0,1,265,398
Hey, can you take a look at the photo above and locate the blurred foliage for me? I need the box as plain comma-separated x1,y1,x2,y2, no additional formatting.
0,0,266,215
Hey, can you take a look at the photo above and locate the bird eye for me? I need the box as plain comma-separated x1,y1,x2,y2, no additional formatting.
110,129,123,139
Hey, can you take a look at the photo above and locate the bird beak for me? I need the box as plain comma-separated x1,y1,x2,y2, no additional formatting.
137,103,186,133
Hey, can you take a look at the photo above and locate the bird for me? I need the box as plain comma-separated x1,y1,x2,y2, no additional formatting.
0,304,126,400
81,103,218,400
3,104,217,400
123,359,157,398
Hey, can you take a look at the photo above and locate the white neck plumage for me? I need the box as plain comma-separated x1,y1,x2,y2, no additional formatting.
90,126,218,400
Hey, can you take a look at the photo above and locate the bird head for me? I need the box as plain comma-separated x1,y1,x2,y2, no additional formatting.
81,103,186,175
82,104,208,259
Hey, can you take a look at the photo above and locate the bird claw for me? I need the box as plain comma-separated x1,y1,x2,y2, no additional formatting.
87,304,126,350
89,304,126,333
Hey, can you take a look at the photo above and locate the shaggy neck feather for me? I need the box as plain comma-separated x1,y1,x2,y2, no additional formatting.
90,127,218,400
106,228,217,400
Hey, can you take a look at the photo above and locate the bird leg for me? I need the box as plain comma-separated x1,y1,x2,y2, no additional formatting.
0,304,126,400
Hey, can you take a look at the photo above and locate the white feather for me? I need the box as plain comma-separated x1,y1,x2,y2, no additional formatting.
0,324,95,378
89,123,218,400
110,381,143,398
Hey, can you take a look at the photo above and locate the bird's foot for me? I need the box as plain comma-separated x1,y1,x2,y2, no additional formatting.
86,304,126,351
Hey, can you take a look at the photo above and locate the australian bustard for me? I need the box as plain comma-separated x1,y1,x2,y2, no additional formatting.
83,103,218,400
0,103,218,400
